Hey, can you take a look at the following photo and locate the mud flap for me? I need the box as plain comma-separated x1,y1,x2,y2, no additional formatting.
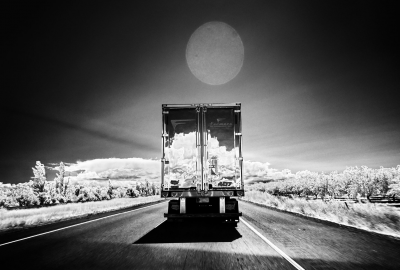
219,197,225,213
180,198,186,214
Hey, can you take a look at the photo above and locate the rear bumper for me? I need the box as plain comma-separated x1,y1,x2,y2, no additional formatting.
161,190,245,198
164,212,242,218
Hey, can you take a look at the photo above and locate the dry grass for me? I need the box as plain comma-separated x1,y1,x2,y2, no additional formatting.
242,191,400,238
0,196,165,231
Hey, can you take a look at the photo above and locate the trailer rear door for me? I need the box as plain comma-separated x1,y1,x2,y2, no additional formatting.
162,108,201,190
162,104,243,194
205,108,239,189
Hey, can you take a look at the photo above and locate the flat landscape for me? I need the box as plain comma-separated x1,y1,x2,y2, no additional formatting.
1,200,399,270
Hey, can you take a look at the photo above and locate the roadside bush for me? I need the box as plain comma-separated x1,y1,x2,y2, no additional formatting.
126,187,140,198
242,190,400,237
387,166,400,197
246,165,400,199
77,187,98,202
95,186,110,200
14,183,40,207
0,161,163,209
0,184,18,208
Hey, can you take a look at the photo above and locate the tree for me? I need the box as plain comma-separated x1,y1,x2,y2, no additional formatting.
31,161,47,193
388,165,400,197
14,183,40,206
375,166,391,195
54,162,66,195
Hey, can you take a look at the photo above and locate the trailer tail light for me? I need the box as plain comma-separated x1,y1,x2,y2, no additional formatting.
225,200,237,213
226,201,236,211
224,191,234,197
168,200,180,213
236,190,244,197
171,192,182,197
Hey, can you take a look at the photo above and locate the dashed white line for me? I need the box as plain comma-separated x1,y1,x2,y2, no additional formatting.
0,201,167,247
240,217,305,270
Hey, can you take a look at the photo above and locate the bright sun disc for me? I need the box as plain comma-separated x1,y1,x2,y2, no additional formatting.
186,21,244,85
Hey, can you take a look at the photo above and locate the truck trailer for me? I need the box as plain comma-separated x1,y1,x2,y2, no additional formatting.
161,103,244,224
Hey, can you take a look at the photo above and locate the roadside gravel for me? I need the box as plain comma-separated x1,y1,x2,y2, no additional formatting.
240,192,400,239
0,196,165,231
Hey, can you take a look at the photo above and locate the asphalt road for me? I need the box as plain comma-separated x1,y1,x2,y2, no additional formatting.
1,200,400,270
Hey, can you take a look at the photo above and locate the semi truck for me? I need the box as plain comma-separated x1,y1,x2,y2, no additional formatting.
161,103,244,224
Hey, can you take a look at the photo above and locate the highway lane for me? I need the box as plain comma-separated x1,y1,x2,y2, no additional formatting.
0,201,295,270
1,200,399,269
240,201,400,270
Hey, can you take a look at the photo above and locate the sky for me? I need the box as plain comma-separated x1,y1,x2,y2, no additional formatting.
2,0,399,184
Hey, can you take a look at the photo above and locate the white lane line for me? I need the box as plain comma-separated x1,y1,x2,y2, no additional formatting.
240,217,305,270
0,201,167,247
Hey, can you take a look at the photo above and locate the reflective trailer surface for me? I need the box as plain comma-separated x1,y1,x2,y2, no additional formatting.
205,108,239,189
165,109,198,189
162,105,242,192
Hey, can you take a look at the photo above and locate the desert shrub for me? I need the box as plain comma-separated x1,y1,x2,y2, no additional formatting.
110,187,126,199
0,184,18,207
95,186,110,200
37,192,52,205
126,187,140,198
62,184,76,203
387,165,400,197
76,187,98,202
14,183,40,207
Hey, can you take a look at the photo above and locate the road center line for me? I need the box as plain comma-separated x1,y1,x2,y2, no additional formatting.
0,200,167,247
240,217,305,270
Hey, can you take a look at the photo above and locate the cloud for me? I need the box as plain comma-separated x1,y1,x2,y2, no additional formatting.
66,158,159,173
243,161,294,183
45,166,58,171
76,170,101,180
58,157,160,183
244,160,271,176
56,146,292,185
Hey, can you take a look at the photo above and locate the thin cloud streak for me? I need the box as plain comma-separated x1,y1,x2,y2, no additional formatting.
8,109,156,152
